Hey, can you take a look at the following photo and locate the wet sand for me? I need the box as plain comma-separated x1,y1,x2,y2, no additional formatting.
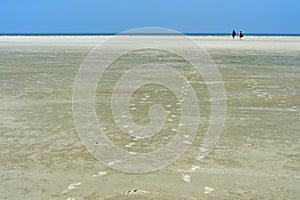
1,36,300,199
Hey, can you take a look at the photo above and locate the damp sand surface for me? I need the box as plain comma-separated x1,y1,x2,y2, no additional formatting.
1,36,300,199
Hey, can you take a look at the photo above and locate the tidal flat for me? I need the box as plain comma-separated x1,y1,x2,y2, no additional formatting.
0,36,299,199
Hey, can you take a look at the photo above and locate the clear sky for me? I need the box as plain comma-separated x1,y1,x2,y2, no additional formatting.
1,0,299,34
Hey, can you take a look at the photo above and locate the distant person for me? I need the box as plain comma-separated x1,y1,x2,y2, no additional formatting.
239,31,244,40
231,30,236,39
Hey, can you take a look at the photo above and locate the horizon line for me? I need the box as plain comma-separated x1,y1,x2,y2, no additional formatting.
1,33,300,36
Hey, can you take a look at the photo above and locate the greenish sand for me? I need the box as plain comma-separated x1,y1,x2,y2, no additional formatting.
0,36,299,199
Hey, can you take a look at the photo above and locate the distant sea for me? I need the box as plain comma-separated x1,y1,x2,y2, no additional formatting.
0,33,300,36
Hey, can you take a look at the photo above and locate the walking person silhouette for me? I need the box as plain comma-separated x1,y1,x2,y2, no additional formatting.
239,31,244,40
231,30,236,39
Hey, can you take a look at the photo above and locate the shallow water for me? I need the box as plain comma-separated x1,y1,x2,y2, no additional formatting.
1,36,300,199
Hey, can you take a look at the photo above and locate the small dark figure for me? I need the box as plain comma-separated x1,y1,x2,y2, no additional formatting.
231,30,236,39
239,31,244,40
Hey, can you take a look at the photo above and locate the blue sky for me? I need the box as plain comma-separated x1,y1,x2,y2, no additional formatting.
1,0,299,34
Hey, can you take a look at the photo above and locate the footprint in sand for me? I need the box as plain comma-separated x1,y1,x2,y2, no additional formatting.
67,182,81,190
204,186,214,194
93,171,107,177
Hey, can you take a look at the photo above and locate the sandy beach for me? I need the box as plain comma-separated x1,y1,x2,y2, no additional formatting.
1,36,300,199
